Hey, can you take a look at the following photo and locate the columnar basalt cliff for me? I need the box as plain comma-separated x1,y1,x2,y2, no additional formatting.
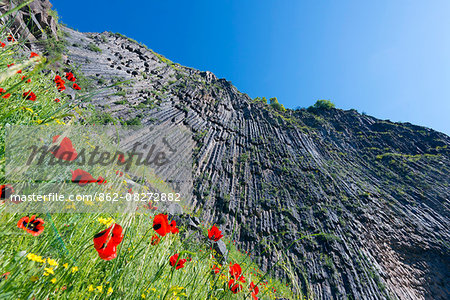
4,1,450,299
61,28,449,300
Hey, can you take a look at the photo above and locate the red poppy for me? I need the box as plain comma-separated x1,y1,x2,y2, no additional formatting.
208,225,223,242
117,154,126,163
0,42,5,48
97,177,107,185
93,224,123,260
16,70,22,74
57,85,66,92
144,201,157,210
65,72,76,82
7,34,14,42
250,282,259,300
0,184,14,199
0,272,10,282
21,76,31,83
70,169,98,186
212,265,220,274
151,234,160,245
17,215,45,236
228,278,243,294
30,52,39,58
169,220,179,234
54,75,63,83
152,214,170,237
50,135,78,161
229,263,245,283
7,63,14,68
169,253,187,270
0,88,5,94
72,83,81,90
2,93,10,99
54,98,60,103
115,170,124,177
23,90,36,101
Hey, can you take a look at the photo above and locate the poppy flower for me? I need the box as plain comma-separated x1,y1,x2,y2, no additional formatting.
144,201,157,210
30,52,39,58
7,63,14,68
0,184,14,199
21,76,31,83
57,85,66,92
1,42,5,48
229,263,246,283
151,234,160,245
208,225,223,242
212,265,220,274
115,170,123,177
7,34,14,42
228,278,243,294
17,215,45,236
65,72,76,82
72,83,81,90
97,177,107,185
250,282,259,300
70,169,98,186
93,224,123,261
169,220,179,234
152,214,170,237
54,98,60,103
2,93,10,99
16,70,22,74
117,154,126,163
23,90,36,101
0,88,5,94
169,253,187,270
50,135,78,161
0,272,10,282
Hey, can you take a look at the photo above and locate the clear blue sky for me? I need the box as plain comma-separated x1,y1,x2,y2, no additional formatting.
52,0,450,135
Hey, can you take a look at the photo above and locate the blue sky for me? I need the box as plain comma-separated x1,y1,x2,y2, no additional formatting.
52,0,450,134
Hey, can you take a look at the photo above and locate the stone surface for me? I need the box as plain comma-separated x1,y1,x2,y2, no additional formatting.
0,0,58,42
57,27,450,299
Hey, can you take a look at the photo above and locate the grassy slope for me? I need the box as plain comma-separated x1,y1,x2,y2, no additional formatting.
0,17,297,300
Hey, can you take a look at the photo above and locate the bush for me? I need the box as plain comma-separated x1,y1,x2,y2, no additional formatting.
269,97,286,112
310,99,335,110
87,42,102,53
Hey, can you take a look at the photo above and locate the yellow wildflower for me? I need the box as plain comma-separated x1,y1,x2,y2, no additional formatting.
141,294,146,299
97,286,103,293
47,258,58,266
43,267,54,276
71,266,78,273
107,287,113,294
50,278,57,284
88,285,94,292
63,263,68,269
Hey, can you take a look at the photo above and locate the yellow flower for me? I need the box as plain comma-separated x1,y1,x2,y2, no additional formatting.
88,285,94,292
71,266,78,273
107,287,113,294
50,278,57,284
47,258,58,266
97,286,103,293
63,263,69,269
44,267,54,275
141,294,146,299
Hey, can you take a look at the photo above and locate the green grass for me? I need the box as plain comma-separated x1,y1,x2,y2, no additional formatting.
0,20,298,300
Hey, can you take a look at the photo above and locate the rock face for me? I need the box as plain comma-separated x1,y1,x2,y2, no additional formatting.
59,28,449,299
0,0,58,42
12,6,450,298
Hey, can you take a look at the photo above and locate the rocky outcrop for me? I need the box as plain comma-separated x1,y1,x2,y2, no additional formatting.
0,0,58,42
57,27,450,300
